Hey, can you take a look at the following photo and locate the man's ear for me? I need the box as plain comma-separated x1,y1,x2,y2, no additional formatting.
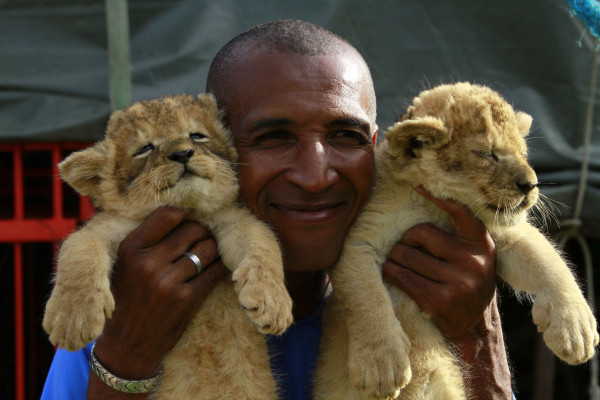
515,111,532,137
58,142,108,201
384,115,450,158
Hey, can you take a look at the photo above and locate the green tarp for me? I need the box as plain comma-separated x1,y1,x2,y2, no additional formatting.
2,0,599,239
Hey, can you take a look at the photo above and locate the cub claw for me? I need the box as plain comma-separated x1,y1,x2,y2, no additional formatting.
232,267,293,335
43,284,115,351
533,296,598,365
349,322,412,399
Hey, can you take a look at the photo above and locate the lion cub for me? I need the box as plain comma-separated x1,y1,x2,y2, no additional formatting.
43,94,290,398
315,83,599,399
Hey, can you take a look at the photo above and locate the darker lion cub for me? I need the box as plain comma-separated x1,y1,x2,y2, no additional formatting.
43,94,291,398
316,83,598,400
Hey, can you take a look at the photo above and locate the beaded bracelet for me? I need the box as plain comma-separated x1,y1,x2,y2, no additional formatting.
89,343,162,394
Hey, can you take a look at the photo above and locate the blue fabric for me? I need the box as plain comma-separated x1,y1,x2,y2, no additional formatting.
266,297,325,400
40,301,325,400
565,0,600,38
41,343,92,400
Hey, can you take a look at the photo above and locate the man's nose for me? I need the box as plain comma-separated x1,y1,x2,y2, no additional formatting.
285,140,339,193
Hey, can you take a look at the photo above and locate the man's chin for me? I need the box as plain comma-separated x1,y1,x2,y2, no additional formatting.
280,241,344,273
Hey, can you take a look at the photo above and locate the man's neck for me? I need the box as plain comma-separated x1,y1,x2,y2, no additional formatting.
285,270,330,320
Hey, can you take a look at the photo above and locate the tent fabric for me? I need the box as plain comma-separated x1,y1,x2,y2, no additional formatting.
2,0,598,239
2,1,600,398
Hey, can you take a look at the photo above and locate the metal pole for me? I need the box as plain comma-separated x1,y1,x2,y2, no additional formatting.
105,0,132,110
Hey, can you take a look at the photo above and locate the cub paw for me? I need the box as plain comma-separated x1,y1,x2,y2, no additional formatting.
349,321,412,400
533,295,599,364
232,267,293,335
43,284,115,351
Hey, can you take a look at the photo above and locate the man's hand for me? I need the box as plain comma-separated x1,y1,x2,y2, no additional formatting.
382,185,497,340
382,186,513,399
88,207,227,399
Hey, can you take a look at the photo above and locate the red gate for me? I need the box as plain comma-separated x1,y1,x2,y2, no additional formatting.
1,142,93,400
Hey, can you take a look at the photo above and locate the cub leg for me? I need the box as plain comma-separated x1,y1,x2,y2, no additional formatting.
495,222,599,364
207,205,293,335
156,281,279,399
390,288,467,400
43,214,134,350
329,200,418,400
331,244,412,399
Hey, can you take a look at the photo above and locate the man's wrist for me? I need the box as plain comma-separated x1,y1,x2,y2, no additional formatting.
453,298,513,399
92,335,164,382
89,342,162,394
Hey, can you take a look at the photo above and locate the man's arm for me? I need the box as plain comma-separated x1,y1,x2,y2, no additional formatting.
382,186,513,400
87,207,227,399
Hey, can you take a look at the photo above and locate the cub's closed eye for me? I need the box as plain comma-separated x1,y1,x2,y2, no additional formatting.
472,150,498,161
134,143,154,156
190,132,209,141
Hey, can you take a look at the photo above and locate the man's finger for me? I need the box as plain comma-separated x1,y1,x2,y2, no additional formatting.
387,241,450,282
187,261,228,310
172,238,220,282
412,185,487,241
160,219,212,263
382,260,439,318
126,207,192,248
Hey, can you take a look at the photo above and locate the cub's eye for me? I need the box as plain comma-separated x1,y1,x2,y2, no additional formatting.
190,132,209,142
473,150,498,161
134,143,154,156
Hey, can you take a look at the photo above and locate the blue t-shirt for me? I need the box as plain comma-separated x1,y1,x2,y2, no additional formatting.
41,298,325,400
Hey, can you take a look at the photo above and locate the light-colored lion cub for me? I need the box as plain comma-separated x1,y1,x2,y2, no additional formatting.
43,94,290,398
316,83,599,399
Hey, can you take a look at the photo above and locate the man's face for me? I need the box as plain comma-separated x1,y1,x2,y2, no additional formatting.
224,48,376,272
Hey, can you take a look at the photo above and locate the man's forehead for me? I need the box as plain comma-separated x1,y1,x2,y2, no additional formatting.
229,50,368,104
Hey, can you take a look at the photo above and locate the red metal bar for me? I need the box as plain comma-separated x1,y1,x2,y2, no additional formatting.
13,144,25,400
1,141,94,400
0,219,77,242
52,143,63,219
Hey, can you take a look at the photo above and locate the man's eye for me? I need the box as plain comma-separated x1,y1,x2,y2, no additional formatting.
254,130,292,144
330,130,367,146
134,143,154,156
190,132,208,142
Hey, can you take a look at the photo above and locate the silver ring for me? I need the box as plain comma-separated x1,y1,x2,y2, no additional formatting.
183,251,202,274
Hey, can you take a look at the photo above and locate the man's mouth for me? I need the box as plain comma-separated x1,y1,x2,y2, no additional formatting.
271,202,345,223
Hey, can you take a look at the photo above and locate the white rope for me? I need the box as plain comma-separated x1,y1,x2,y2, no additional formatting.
554,45,599,400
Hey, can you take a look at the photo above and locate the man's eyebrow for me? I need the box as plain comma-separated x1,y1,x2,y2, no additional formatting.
249,118,293,133
327,117,370,133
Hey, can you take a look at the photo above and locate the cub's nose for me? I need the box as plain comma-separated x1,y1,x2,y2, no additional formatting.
169,149,194,164
517,181,537,195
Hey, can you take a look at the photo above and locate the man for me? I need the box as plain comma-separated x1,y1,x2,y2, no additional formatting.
42,20,512,399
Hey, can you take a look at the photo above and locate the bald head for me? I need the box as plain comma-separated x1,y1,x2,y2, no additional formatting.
206,19,377,128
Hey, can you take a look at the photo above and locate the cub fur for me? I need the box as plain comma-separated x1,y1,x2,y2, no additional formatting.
315,82,599,399
43,94,291,398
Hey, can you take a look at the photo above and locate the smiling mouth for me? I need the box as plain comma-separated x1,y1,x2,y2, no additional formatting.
272,202,345,223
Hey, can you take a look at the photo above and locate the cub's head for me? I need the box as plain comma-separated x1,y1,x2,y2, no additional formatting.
59,93,239,218
384,82,538,227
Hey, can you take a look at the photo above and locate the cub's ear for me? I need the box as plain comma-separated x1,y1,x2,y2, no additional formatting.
515,111,532,137
196,93,222,119
58,142,108,201
384,115,450,158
